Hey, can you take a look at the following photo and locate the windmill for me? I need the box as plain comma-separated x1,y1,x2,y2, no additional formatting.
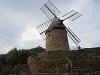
36,1,82,51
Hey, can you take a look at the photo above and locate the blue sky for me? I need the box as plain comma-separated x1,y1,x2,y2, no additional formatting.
0,0,100,54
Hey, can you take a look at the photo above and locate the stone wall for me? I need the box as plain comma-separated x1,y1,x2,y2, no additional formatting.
27,50,72,75
46,28,69,51
14,64,31,75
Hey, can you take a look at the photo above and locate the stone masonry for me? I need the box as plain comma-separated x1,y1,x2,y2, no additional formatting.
27,50,73,75
46,28,69,51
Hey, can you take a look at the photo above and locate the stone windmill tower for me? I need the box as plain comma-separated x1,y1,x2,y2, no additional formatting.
46,18,69,51
36,1,82,51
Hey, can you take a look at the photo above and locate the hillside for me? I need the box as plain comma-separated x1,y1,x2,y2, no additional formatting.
0,47,100,72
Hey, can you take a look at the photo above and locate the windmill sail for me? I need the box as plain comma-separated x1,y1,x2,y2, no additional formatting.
36,19,55,40
68,27,81,42
40,1,61,19
63,10,82,21
66,27,81,45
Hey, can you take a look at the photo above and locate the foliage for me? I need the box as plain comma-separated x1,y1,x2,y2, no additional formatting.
0,46,100,71
0,46,44,66
69,47,100,61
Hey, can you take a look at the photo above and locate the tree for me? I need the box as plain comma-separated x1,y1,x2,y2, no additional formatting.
6,47,18,65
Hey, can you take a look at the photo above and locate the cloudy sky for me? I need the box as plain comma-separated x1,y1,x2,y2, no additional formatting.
0,0,100,54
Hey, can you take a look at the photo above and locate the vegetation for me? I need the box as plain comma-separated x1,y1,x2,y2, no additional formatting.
0,46,100,72
0,46,44,72
69,47,100,71
69,47,100,61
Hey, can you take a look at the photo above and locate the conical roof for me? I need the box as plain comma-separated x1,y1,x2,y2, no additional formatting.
46,18,66,32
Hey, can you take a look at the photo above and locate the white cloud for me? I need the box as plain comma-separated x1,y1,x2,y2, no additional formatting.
16,26,42,48
0,1,42,53
0,43,13,54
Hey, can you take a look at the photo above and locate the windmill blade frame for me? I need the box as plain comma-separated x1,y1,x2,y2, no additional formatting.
67,33,78,45
62,10,74,17
67,27,81,42
66,27,81,45
36,19,52,34
40,33,46,40
62,10,82,21
40,1,61,20
36,19,56,40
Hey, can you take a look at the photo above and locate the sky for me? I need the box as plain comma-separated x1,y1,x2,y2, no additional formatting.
0,0,100,54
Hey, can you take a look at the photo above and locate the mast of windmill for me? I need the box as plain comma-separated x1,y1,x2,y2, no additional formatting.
36,1,82,51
